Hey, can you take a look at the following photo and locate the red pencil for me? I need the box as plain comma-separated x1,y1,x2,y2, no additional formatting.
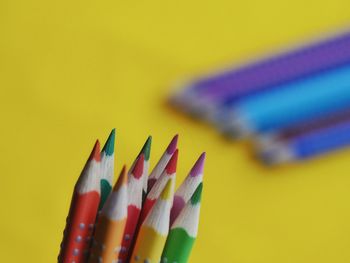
58,140,101,263
118,154,145,262
147,134,178,192
138,149,178,226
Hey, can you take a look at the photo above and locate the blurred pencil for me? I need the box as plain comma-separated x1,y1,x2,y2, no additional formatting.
130,180,174,263
257,120,350,164
99,129,116,210
162,183,203,263
88,166,128,262
139,149,178,226
148,134,178,192
170,152,205,226
171,30,350,118
129,136,152,199
58,140,101,263
256,108,350,146
218,64,350,137
118,155,145,262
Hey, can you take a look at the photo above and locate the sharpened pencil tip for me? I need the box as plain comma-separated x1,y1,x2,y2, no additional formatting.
102,128,116,156
166,134,179,154
89,140,101,162
131,154,144,179
191,182,203,205
114,165,127,190
165,149,178,174
160,179,173,200
140,136,152,161
190,152,206,177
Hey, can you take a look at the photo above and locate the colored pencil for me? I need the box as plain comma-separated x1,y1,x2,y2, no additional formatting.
99,128,116,210
161,183,203,263
88,166,128,263
128,136,152,199
255,108,350,146
170,152,205,226
148,134,178,192
130,180,174,263
218,64,350,137
257,120,350,164
58,140,101,263
170,30,350,117
118,154,145,262
139,149,178,226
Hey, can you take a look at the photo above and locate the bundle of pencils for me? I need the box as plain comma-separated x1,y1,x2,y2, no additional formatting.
170,29,350,164
58,130,205,263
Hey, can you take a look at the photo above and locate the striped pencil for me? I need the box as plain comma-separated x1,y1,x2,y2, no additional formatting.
218,64,350,137
99,128,116,210
255,108,350,147
257,119,350,164
58,140,101,263
147,134,178,192
170,30,350,118
170,152,205,226
128,136,152,199
161,183,203,263
130,180,174,263
88,166,128,263
118,154,145,262
139,149,178,226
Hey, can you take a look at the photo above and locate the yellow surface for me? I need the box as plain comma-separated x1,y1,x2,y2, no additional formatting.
1,0,350,262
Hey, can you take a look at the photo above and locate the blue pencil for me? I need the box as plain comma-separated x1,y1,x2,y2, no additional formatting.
257,120,350,164
216,64,350,137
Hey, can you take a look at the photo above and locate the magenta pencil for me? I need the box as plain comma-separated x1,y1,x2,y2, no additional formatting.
148,134,178,192
170,152,205,226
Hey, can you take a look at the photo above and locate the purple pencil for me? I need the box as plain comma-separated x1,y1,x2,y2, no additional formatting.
171,30,350,118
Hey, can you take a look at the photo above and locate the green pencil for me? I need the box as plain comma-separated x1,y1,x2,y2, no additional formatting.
99,128,116,210
161,182,203,263
128,136,152,199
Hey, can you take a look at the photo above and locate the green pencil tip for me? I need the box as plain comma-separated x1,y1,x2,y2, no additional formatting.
102,129,116,156
140,136,152,161
191,183,203,205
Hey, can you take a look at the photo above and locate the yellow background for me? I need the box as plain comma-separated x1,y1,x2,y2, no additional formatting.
1,0,350,262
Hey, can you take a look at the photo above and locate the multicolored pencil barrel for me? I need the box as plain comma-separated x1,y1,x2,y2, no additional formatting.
88,166,127,262
147,134,178,192
130,180,174,263
58,140,101,263
99,129,116,210
118,155,145,262
171,30,350,117
257,119,350,164
161,183,203,263
139,149,178,226
170,152,205,226
218,64,350,137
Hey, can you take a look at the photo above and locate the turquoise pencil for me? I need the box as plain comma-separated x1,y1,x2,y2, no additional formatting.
99,128,116,209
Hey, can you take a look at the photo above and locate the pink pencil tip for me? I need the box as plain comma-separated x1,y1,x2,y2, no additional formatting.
165,149,178,174
89,140,101,162
166,134,179,154
190,152,206,177
131,154,144,179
